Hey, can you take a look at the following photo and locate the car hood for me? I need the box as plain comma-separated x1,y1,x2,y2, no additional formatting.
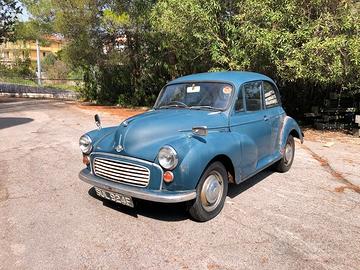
93,109,228,162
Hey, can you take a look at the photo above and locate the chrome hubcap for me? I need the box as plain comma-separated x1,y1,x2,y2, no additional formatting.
284,142,293,165
200,172,224,212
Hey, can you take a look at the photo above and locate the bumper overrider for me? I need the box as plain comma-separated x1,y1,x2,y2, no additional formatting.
79,168,196,203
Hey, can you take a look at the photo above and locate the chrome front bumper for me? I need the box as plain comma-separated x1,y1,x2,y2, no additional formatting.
79,168,197,203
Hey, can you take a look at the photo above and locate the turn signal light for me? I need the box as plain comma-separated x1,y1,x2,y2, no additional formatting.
163,171,174,183
83,155,90,165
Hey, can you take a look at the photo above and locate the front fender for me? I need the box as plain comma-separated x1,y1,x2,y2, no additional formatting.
86,126,117,147
280,116,303,152
163,130,241,191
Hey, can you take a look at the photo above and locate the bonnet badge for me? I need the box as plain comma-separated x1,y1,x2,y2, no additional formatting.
115,134,124,152
115,144,123,152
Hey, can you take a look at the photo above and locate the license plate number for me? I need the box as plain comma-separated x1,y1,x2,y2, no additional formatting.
94,187,134,207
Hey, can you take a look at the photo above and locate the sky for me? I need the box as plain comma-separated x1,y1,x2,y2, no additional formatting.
19,4,30,22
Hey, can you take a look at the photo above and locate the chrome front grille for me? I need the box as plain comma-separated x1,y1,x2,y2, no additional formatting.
93,157,150,187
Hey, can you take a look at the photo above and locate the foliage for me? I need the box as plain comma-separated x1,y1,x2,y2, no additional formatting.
41,52,69,79
21,0,360,114
13,56,32,76
14,20,44,41
41,51,56,67
0,0,22,43
151,0,360,115
0,56,33,77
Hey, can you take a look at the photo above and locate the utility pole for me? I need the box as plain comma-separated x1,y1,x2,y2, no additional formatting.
36,39,42,86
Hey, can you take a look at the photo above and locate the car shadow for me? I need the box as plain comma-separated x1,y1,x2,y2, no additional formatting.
87,169,274,222
88,187,189,222
0,117,33,130
227,169,274,198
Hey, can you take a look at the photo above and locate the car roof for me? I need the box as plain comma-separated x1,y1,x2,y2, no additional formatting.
168,71,275,88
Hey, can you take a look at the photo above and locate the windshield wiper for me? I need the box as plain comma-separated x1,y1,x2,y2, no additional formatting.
158,104,188,109
190,105,221,111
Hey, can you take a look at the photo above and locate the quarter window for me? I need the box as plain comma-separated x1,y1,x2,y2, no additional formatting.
263,81,279,108
243,81,262,111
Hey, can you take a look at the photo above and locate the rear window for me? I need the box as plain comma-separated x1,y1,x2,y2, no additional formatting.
263,81,280,108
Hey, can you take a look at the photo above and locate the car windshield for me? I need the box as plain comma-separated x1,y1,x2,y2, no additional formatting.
154,82,233,111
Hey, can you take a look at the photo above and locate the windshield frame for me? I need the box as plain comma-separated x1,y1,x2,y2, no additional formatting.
153,80,236,112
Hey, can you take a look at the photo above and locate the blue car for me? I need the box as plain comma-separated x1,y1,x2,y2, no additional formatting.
79,71,303,221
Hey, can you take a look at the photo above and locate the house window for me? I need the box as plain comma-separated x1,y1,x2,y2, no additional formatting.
43,52,46,57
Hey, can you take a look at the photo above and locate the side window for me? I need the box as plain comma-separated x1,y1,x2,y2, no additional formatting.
244,81,262,111
235,88,244,112
263,81,280,108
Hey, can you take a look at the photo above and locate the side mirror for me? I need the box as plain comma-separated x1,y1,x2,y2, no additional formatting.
94,114,101,130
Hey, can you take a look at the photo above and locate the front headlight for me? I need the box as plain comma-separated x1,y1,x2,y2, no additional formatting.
158,146,178,170
79,134,93,154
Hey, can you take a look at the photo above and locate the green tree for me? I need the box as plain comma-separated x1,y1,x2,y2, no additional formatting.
0,0,22,43
21,0,360,114
152,0,360,115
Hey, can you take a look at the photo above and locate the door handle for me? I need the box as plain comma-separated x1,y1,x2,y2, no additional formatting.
264,116,269,121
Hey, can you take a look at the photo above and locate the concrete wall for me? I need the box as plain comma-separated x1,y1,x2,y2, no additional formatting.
0,83,78,100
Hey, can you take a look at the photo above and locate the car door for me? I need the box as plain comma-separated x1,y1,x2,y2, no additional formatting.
230,81,272,178
262,81,285,154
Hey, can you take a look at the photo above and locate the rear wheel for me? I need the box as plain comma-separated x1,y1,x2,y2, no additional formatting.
189,162,228,222
274,135,295,172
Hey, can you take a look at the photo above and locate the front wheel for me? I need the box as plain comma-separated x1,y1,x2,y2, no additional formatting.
188,162,228,222
273,135,295,173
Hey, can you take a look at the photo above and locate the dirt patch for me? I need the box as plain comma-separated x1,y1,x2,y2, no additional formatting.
303,128,360,145
77,104,147,118
302,144,360,194
207,263,222,270
335,185,360,194
304,145,344,180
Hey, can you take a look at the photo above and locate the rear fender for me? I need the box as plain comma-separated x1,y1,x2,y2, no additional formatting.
280,116,303,153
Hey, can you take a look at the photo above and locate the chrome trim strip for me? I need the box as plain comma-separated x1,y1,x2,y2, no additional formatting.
91,152,164,190
95,172,148,186
94,159,149,173
178,125,229,132
96,168,149,184
93,157,150,187
94,157,150,173
94,161,149,176
229,118,264,127
79,169,196,203
91,152,159,169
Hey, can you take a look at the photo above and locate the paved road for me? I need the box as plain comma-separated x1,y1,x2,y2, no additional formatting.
304,140,360,187
1,98,359,270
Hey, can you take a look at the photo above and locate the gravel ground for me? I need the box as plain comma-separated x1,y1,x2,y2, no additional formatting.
0,98,359,270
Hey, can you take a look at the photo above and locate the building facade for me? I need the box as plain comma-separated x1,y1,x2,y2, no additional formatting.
0,35,64,67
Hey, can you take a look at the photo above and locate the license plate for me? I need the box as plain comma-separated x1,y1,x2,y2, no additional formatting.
94,187,134,208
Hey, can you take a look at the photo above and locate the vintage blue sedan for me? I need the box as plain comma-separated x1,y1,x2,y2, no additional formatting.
79,71,303,221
